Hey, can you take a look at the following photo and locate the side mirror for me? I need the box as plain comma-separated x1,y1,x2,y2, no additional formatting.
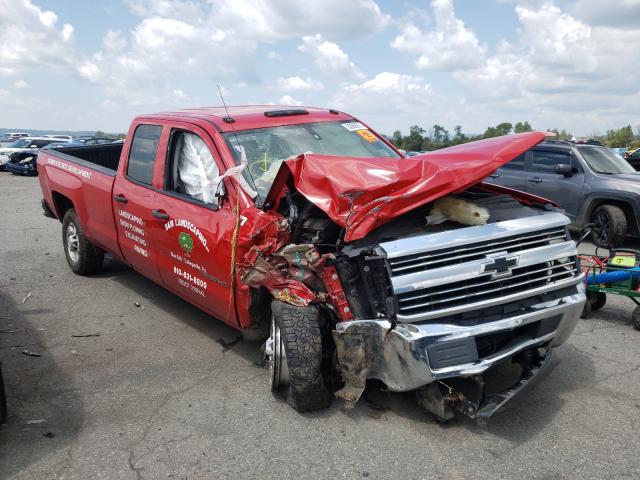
555,164,573,177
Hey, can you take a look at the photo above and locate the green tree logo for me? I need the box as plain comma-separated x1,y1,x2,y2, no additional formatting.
178,232,194,255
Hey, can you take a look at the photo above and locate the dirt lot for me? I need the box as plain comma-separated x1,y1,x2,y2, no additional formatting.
1,173,639,480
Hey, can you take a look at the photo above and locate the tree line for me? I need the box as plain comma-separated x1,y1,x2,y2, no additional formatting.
388,123,640,152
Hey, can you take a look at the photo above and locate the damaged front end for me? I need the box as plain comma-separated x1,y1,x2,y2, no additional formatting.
239,132,584,424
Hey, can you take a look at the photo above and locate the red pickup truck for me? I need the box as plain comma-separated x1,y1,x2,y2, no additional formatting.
38,106,585,423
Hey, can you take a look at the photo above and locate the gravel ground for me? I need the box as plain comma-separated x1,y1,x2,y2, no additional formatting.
1,173,639,480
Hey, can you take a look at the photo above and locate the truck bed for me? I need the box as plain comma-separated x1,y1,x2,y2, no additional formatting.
48,143,123,174
37,144,122,258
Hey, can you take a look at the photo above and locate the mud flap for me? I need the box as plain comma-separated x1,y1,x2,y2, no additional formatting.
332,330,367,404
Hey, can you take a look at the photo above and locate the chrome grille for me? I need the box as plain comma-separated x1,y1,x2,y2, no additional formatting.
388,226,566,276
397,257,578,316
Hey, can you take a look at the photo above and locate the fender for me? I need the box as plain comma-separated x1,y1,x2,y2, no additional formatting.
577,192,640,234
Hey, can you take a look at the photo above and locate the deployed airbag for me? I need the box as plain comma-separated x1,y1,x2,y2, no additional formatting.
177,133,221,205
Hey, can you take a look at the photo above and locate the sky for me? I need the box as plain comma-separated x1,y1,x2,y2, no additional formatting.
0,0,639,136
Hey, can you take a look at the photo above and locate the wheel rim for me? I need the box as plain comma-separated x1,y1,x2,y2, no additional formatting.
265,314,289,390
66,222,80,263
592,211,611,245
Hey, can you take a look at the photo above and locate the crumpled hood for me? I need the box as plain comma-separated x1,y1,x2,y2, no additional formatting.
265,131,547,242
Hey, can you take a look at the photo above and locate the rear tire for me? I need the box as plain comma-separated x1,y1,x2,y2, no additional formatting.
268,301,332,412
62,209,104,275
590,205,627,248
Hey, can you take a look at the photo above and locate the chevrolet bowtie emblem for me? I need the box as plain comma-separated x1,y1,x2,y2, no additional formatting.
483,254,518,278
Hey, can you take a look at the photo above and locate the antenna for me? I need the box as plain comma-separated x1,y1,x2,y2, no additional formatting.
217,84,240,147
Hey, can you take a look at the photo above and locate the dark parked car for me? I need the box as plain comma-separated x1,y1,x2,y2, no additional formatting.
72,136,120,145
487,139,640,247
5,150,39,176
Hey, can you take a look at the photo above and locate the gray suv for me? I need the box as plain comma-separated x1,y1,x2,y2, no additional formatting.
487,140,640,247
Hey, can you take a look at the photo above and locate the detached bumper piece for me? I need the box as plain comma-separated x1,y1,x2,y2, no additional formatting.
416,346,558,426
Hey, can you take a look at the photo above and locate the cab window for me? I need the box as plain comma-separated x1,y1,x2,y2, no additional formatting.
502,153,526,170
127,124,162,185
164,130,223,207
531,150,571,173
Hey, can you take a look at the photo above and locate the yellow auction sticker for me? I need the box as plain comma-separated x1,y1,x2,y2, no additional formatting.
356,129,377,142
611,255,636,267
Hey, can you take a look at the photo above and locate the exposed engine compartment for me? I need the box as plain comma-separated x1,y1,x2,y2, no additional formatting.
256,185,557,321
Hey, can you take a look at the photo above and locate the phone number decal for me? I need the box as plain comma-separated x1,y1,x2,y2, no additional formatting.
173,266,208,290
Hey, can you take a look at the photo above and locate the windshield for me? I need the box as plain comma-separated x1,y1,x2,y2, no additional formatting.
579,146,636,174
224,120,400,199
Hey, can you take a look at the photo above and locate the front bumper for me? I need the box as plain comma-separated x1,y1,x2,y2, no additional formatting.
5,161,36,176
332,282,584,403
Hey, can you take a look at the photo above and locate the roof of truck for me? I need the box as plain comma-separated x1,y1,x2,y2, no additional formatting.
143,105,354,133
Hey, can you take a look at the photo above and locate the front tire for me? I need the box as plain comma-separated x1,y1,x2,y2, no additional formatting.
266,301,332,412
590,205,627,248
62,209,104,275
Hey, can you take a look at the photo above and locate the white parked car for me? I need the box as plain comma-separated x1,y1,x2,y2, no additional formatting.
0,137,70,169
44,134,73,142
0,132,31,146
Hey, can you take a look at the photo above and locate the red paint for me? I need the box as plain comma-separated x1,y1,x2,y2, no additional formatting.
37,106,548,332
321,264,355,321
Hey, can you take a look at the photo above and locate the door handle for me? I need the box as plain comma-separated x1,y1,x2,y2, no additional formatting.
488,173,500,179
528,177,542,184
113,194,128,203
152,209,170,220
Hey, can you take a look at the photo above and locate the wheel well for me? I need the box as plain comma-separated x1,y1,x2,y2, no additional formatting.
51,192,74,222
586,199,638,235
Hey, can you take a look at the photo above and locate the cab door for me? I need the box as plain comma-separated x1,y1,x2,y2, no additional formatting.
112,124,164,283
152,125,240,325
528,148,585,219
486,152,531,191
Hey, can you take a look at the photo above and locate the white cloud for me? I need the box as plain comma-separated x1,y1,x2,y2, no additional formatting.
102,29,126,53
569,0,640,29
76,0,386,108
278,95,303,106
298,35,365,80
391,0,486,70
453,2,640,133
127,0,389,41
14,79,29,89
213,0,389,41
0,0,75,76
332,72,431,113
276,76,323,91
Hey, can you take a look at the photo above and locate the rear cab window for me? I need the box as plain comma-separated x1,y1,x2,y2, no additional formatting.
127,124,162,185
